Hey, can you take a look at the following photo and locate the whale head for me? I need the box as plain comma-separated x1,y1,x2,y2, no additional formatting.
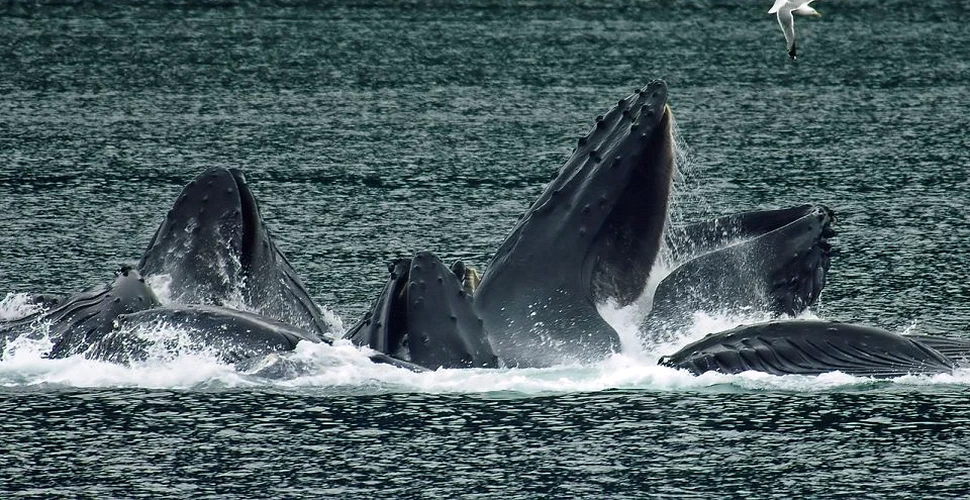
347,252,497,370
138,168,334,336
474,81,676,366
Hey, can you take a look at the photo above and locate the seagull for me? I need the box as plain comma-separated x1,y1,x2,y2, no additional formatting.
768,0,822,60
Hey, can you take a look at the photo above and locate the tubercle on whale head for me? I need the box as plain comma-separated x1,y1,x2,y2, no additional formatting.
137,167,269,290
492,80,672,266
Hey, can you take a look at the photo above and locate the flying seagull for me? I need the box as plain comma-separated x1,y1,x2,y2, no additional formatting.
769,0,822,60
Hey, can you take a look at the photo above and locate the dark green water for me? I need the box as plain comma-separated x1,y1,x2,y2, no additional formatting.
2,0,970,497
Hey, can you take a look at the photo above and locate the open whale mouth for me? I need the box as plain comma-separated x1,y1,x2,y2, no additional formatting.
384,260,414,360
356,258,471,361
347,254,497,369
584,94,676,309
226,168,263,271
348,259,412,359
665,204,836,265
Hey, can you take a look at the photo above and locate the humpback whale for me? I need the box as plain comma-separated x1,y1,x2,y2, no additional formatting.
16,81,949,381
643,204,835,340
474,80,676,367
345,86,836,370
346,252,498,370
659,320,959,378
138,167,335,337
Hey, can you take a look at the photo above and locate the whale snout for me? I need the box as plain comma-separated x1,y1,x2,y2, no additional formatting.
632,80,668,128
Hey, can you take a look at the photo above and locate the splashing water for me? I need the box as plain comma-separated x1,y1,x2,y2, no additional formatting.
0,293,45,322
5,268,970,393
3,310,970,392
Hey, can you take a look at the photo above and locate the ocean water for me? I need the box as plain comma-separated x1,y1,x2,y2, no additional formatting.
2,0,970,497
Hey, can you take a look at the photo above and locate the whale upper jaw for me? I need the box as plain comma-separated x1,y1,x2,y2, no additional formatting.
137,167,260,305
137,167,334,336
474,81,676,367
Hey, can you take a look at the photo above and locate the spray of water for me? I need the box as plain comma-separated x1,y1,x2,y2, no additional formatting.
0,293,45,322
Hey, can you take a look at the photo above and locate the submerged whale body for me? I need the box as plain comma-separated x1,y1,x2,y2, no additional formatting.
659,320,962,378
1,267,160,358
643,204,836,340
85,304,326,365
346,252,497,370
474,80,676,367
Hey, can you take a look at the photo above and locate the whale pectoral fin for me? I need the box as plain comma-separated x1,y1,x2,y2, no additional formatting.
661,321,956,378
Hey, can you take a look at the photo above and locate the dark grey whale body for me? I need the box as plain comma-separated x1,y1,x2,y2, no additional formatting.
77,302,423,371
8,83,955,379
643,204,835,339
659,320,958,378
85,304,325,365
355,82,836,370
2,167,436,372
474,81,676,367
346,252,497,370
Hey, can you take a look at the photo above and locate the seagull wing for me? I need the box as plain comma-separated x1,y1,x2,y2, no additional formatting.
777,9,797,56
768,0,789,14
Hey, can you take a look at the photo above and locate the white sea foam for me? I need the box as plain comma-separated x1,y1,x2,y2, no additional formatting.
0,292,45,321
4,306,969,393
